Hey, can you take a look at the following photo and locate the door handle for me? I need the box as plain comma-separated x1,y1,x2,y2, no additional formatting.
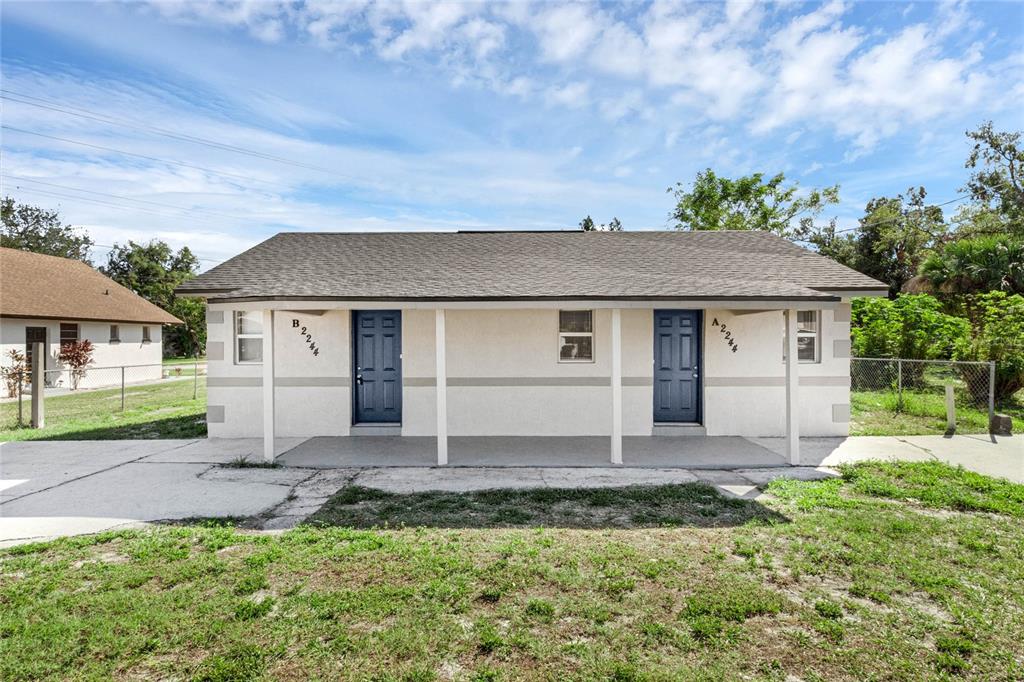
692,372,699,378
356,374,363,385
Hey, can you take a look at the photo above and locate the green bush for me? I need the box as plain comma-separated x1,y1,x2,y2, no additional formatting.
852,295,970,360
953,291,1024,401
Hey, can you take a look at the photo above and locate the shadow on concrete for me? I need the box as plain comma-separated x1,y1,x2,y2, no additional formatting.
305,482,790,530
280,435,790,469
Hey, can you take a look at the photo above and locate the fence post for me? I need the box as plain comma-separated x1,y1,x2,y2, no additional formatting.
120,366,126,412
30,342,44,428
896,359,903,412
17,374,23,427
988,361,996,433
945,384,956,433
193,358,198,400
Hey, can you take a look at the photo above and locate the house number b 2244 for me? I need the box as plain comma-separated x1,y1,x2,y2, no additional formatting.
711,318,739,353
292,319,320,356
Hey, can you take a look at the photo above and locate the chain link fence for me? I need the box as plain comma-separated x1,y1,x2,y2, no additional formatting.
2,361,207,438
850,357,997,435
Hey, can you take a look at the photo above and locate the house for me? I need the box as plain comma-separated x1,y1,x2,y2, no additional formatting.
0,247,181,389
176,230,888,464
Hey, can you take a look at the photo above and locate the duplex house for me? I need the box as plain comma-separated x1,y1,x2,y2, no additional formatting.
0,247,181,389
177,230,888,464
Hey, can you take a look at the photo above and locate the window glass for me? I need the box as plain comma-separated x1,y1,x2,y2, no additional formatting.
558,310,594,362
559,310,593,333
60,323,79,346
235,311,263,364
237,337,263,363
783,311,819,363
236,311,263,336
109,325,120,342
142,326,152,343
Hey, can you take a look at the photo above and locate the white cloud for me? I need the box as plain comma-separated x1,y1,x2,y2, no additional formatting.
545,81,590,109
532,4,603,63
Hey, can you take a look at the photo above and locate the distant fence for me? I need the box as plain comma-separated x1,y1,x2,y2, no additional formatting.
850,357,996,435
2,361,206,432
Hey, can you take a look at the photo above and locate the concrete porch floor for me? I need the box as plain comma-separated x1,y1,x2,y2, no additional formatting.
278,435,792,469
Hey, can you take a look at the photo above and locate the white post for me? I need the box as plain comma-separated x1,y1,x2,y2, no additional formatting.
30,341,44,429
610,308,623,464
435,308,448,465
945,384,956,433
262,309,276,463
784,309,800,465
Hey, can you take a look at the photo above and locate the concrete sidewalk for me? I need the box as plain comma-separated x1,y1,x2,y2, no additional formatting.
0,434,1019,545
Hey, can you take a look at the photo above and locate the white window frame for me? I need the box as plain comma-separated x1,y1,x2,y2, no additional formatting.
234,311,263,365
109,324,120,343
782,310,821,364
557,309,595,363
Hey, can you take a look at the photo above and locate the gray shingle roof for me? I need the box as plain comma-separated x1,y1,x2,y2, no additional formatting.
177,230,887,302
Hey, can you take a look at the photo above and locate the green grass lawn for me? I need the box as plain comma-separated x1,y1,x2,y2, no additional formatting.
0,378,207,441
851,388,1023,436
2,461,1022,681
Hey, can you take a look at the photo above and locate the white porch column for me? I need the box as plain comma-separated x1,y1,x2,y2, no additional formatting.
784,309,800,465
610,308,623,464
262,309,276,463
435,308,448,465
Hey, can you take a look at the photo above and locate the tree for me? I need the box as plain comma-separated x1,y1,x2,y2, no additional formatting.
579,215,623,231
953,291,1024,401
851,294,969,362
843,188,950,297
56,340,95,390
1,197,94,262
1,349,27,398
919,235,1024,295
668,169,839,238
101,240,205,357
963,122,1024,230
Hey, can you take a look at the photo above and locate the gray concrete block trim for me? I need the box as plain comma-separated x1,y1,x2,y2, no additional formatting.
404,377,436,387
206,341,224,362
208,376,262,387
833,305,852,323
705,376,850,387
833,339,852,359
832,403,851,423
277,376,350,387
405,376,651,387
206,310,225,324
207,405,225,423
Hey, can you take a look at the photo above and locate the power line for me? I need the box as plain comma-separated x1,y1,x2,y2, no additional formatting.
88,242,224,264
3,175,245,222
827,194,973,234
2,125,293,193
1,90,351,179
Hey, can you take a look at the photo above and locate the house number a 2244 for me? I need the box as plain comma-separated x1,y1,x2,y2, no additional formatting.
292,319,320,356
710,318,739,353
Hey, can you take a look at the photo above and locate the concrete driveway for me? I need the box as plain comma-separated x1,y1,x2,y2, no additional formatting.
1,434,1019,546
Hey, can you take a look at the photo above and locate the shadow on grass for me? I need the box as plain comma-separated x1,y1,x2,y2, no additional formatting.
305,483,789,529
0,414,207,441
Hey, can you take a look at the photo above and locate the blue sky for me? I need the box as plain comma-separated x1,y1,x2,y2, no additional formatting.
2,1,1022,269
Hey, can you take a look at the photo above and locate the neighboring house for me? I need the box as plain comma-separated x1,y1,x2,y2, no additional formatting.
177,231,888,464
0,247,181,389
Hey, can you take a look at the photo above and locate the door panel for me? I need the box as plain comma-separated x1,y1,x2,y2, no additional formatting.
25,327,47,373
353,311,402,423
653,310,701,423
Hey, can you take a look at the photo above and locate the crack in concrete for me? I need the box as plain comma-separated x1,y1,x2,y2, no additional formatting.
0,440,201,507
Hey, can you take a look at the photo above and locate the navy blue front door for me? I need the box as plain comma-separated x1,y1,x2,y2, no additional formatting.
353,311,402,423
653,310,702,423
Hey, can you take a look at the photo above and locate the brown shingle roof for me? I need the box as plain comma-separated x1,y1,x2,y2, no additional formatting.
0,248,182,324
177,230,888,302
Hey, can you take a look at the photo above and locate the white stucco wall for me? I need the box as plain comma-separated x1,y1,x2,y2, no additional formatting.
203,303,850,439
0,318,164,391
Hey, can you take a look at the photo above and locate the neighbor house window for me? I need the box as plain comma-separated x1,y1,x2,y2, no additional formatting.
142,326,152,343
60,323,79,347
234,311,263,364
782,311,820,363
558,310,594,362
109,324,120,343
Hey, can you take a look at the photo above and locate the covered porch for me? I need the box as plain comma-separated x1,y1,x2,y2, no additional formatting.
256,305,811,467
277,435,795,469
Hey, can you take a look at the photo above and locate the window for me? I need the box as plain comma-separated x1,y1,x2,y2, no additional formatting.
142,326,152,343
782,311,820,363
234,311,263,364
60,323,79,347
558,310,594,362
109,324,120,343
